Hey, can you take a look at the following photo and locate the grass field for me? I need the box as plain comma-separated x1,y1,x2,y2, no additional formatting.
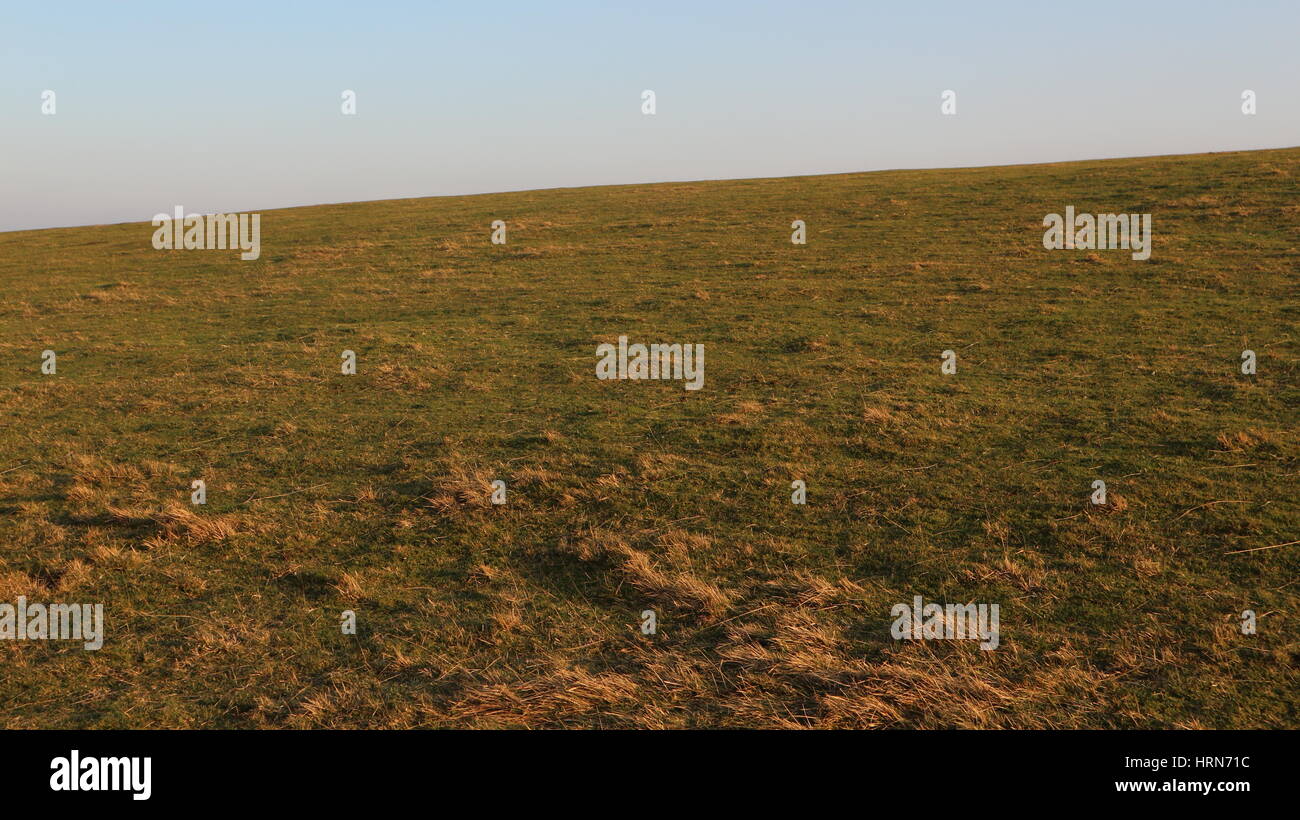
1,147,1296,728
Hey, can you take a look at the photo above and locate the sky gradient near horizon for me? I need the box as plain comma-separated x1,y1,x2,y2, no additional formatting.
2,0,1298,232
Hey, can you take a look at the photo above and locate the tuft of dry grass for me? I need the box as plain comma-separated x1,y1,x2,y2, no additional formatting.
104,503,238,543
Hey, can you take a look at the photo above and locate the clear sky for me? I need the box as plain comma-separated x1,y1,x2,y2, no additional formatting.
2,0,1297,232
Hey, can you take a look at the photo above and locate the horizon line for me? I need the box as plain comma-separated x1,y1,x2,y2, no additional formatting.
5,143,1296,237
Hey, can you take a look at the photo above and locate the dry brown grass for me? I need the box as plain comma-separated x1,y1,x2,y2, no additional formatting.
105,503,239,544
1,147,1295,729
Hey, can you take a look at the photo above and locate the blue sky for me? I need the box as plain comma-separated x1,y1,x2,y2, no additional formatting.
2,0,1297,231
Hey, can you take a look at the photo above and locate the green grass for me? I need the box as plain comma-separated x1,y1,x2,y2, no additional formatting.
0,147,1296,728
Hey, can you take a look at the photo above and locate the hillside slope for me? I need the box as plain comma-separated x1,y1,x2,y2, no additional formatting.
1,148,1297,728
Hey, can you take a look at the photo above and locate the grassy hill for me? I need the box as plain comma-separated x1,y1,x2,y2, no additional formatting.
0,147,1296,728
